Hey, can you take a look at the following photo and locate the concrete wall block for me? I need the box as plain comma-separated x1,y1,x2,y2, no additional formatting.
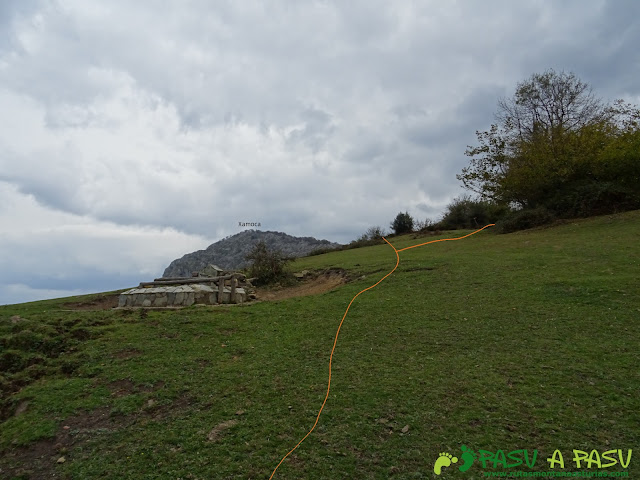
122,282,246,307
185,292,195,306
153,295,168,307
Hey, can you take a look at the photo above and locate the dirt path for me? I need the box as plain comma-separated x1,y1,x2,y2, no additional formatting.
256,269,348,301
62,294,120,310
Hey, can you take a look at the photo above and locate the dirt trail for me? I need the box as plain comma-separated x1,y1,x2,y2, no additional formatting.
63,294,120,310
256,269,348,302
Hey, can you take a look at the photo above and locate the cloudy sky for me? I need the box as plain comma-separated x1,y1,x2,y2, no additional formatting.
1,0,638,305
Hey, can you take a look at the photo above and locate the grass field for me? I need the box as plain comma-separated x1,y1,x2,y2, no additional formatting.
1,211,639,479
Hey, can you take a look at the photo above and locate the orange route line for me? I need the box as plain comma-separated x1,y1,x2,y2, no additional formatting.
268,224,494,479
397,223,495,252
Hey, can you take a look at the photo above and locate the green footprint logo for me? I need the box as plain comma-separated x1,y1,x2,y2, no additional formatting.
433,452,458,475
459,445,476,472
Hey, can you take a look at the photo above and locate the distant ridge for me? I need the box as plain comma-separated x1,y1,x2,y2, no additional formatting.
162,230,341,277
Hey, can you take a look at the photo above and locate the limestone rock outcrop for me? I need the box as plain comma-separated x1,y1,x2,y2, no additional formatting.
163,230,340,278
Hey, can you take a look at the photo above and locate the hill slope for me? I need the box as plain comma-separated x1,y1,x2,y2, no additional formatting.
162,229,340,277
1,211,638,479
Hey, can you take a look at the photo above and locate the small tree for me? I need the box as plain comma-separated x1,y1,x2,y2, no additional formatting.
390,212,414,235
365,226,385,240
347,226,386,249
414,217,437,231
245,241,291,285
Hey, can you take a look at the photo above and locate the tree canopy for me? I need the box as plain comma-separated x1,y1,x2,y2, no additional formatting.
457,69,640,216
390,211,414,234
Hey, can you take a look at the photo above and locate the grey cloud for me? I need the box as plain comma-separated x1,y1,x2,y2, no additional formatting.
0,0,43,51
286,108,335,153
2,271,141,294
1,1,639,304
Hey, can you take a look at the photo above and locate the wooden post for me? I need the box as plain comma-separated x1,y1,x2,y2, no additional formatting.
230,274,237,303
217,278,224,304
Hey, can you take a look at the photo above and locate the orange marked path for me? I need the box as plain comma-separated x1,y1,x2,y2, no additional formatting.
397,223,495,252
268,224,494,479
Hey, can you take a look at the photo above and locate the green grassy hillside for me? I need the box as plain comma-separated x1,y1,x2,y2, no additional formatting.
1,211,639,479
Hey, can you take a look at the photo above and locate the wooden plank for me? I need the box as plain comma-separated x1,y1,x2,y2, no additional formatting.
155,273,246,282
140,275,235,288
153,276,213,282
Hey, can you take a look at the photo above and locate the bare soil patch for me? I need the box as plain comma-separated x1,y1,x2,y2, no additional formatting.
63,293,120,311
106,378,165,397
108,378,136,397
112,347,143,359
404,266,435,272
0,406,132,480
256,269,349,302
207,419,238,442
0,392,186,480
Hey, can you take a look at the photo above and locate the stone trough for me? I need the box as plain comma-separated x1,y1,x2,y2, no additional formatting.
118,266,252,308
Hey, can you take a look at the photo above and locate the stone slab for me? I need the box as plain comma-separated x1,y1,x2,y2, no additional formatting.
118,282,247,307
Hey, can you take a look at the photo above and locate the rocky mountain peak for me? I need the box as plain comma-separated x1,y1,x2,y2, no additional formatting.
162,230,341,278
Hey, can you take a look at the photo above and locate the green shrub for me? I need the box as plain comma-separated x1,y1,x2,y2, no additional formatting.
439,195,511,230
364,226,385,240
414,218,438,231
545,181,640,218
245,241,293,286
345,226,387,249
496,207,556,233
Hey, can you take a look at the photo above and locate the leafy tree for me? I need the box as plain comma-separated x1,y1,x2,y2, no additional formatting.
390,212,414,234
458,69,640,216
496,69,608,142
596,100,640,189
460,70,610,205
